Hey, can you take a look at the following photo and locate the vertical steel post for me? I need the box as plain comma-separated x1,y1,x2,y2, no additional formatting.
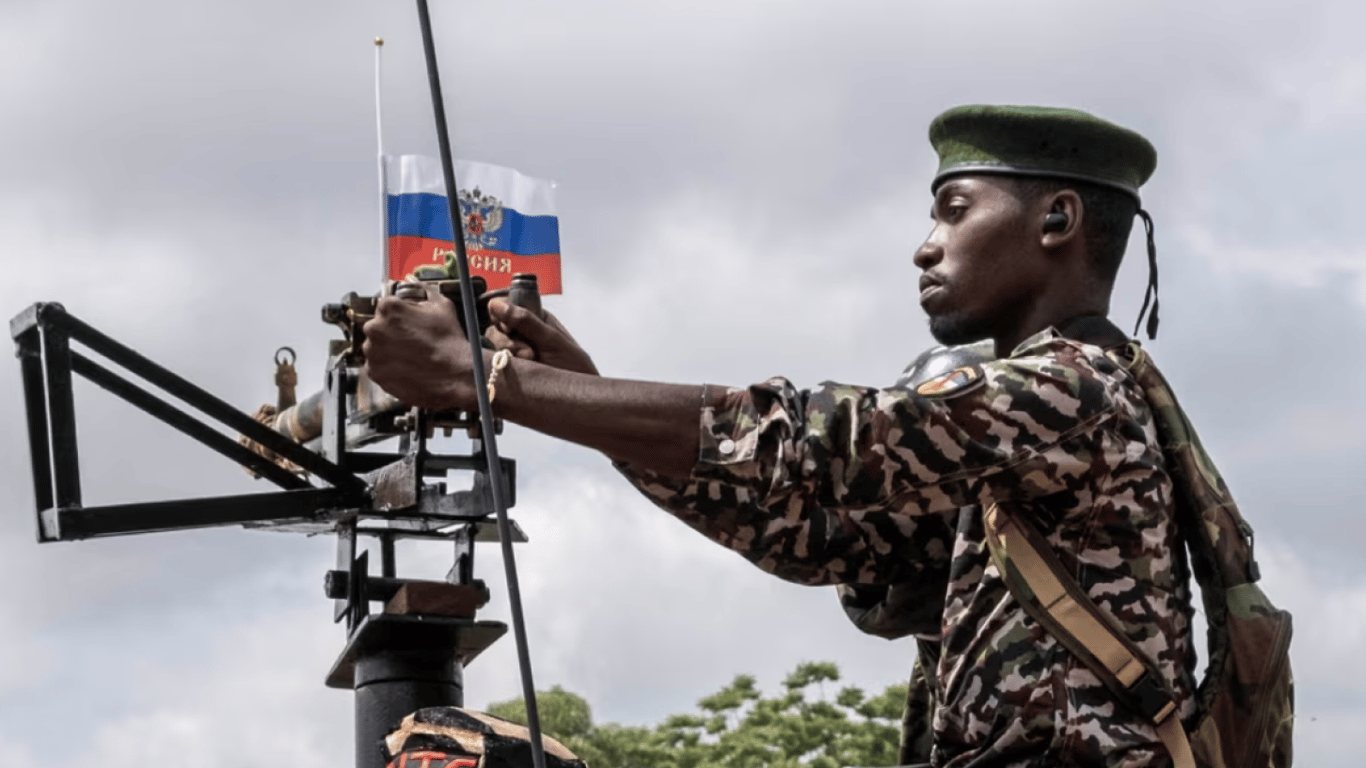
15,327,54,527
40,320,81,509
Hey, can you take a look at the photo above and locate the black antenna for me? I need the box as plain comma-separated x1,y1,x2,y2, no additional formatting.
412,4,548,768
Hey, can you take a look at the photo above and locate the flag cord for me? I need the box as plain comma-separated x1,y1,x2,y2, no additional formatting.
413,4,549,768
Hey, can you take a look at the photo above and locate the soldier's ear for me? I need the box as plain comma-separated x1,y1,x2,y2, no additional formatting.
1040,189,1083,249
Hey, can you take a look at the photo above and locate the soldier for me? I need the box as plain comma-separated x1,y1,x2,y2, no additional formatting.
364,105,1197,767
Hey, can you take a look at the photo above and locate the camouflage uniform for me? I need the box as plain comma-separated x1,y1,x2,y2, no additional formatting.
616,320,1197,767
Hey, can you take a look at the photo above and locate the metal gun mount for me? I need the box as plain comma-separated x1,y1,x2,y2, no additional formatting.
10,300,528,768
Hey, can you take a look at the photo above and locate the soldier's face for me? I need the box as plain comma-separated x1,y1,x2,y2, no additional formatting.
913,176,1048,345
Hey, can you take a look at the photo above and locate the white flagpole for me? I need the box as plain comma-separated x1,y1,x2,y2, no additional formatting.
374,37,389,285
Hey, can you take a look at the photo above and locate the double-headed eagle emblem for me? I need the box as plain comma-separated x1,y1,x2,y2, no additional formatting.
457,187,504,251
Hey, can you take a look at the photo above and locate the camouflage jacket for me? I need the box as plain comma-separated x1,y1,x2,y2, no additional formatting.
616,323,1198,768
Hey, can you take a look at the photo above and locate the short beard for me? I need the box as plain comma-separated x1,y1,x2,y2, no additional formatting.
927,310,993,346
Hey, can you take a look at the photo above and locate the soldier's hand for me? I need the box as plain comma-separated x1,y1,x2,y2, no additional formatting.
363,289,478,410
485,298,599,376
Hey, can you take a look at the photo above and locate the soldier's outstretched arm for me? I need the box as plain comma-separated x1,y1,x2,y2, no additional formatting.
364,290,1121,585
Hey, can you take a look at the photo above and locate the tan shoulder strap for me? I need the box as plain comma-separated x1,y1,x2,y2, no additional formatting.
982,502,1196,768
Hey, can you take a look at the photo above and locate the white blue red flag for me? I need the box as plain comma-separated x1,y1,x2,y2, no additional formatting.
386,155,562,293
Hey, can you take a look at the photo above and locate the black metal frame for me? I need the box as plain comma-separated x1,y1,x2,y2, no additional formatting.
10,301,522,768
12,302,364,538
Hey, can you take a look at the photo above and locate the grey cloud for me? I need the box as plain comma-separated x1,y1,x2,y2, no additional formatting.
3,0,1366,764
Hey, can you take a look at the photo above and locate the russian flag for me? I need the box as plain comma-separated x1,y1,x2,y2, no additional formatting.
386,155,562,294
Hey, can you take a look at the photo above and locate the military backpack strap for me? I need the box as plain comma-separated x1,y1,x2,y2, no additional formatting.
1124,346,1295,768
982,502,1196,768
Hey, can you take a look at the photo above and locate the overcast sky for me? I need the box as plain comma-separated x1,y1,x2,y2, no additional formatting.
2,0,1364,765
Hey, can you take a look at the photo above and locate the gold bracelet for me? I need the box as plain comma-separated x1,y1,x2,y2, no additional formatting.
486,349,512,403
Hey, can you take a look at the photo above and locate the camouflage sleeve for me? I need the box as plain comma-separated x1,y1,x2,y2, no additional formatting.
616,348,1119,586
836,580,947,639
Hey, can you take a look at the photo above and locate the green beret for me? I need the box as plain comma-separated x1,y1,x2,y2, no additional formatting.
929,105,1157,203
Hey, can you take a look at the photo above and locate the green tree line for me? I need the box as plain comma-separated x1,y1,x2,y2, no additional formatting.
487,661,906,768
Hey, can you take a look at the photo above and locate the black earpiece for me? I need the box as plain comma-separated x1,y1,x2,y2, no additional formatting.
1042,212,1069,233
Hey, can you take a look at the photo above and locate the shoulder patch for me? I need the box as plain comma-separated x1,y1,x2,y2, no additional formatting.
915,364,985,398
